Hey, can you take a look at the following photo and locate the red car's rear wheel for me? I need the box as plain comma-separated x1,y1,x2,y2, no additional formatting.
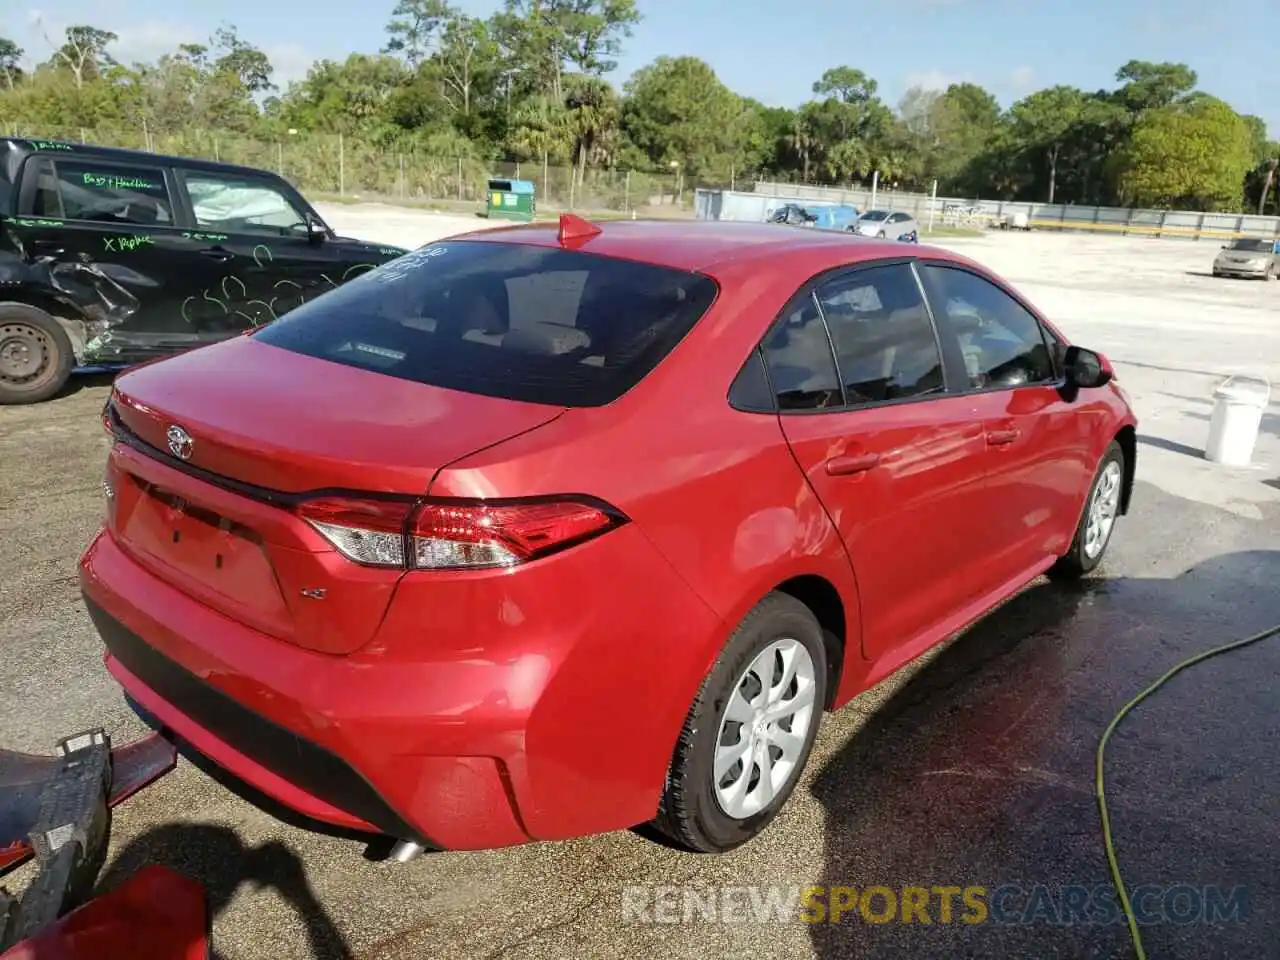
651,592,828,853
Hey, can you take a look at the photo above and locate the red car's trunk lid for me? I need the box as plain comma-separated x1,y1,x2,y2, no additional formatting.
111,337,563,494
105,337,564,654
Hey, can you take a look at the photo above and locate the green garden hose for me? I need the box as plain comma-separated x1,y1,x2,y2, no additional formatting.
1097,619,1280,959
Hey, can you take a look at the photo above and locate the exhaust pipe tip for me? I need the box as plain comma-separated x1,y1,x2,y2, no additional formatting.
388,840,426,863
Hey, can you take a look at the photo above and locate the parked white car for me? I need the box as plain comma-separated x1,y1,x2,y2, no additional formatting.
848,209,919,242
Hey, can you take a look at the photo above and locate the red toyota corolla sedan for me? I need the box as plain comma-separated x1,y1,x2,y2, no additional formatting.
80,216,1137,855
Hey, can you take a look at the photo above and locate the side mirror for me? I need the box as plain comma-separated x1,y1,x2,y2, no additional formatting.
1064,345,1112,389
305,214,328,244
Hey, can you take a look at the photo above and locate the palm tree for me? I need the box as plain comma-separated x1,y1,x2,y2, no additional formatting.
509,95,568,199
784,117,814,182
1258,155,1279,215
562,74,619,191
826,140,870,183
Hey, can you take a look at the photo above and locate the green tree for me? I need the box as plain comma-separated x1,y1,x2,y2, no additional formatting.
280,54,411,134
1113,60,1197,114
384,0,452,68
621,56,741,179
509,93,570,164
46,25,117,89
1011,85,1091,203
563,72,619,183
211,25,275,94
1112,97,1254,210
434,15,500,120
812,66,877,105
799,66,892,183
553,0,640,75
0,38,24,89
491,0,566,101
929,82,1001,190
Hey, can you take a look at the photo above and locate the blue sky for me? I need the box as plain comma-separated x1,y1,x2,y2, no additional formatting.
9,0,1279,135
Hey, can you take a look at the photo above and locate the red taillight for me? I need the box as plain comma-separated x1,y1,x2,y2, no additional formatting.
409,500,618,569
296,496,623,571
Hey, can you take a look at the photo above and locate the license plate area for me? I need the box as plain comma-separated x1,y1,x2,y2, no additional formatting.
115,476,292,633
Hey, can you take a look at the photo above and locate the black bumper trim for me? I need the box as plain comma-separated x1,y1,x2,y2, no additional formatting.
84,597,430,845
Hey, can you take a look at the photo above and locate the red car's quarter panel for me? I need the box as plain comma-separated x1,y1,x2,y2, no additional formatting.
426,401,865,678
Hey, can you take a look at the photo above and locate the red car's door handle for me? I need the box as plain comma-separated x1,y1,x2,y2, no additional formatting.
825,452,881,476
987,429,1020,446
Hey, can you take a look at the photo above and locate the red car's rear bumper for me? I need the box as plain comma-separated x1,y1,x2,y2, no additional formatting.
79,524,724,850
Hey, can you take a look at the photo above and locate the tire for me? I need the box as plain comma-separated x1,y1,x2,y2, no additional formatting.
0,304,74,405
1265,264,1275,281
650,592,828,853
1048,441,1125,580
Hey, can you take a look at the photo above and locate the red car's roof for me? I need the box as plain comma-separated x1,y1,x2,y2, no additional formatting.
452,218,972,276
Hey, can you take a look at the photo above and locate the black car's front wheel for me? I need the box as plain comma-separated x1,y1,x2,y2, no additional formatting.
0,304,74,405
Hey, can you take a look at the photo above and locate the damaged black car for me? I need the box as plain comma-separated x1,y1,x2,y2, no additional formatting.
0,138,410,404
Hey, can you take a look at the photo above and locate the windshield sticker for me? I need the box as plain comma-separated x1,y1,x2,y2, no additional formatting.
82,172,159,192
378,247,406,257
104,235,155,252
28,140,73,152
372,245,449,284
353,342,405,361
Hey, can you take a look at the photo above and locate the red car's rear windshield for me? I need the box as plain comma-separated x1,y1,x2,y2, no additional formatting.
252,240,720,407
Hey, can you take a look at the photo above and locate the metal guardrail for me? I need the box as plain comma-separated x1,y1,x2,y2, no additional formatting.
750,181,1280,243
1023,218,1270,240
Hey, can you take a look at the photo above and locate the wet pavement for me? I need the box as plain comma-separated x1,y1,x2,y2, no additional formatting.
808,482,1280,959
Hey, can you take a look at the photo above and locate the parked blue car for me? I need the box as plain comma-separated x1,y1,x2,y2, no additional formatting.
809,205,859,231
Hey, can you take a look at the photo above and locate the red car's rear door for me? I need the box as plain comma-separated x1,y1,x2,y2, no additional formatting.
761,261,998,664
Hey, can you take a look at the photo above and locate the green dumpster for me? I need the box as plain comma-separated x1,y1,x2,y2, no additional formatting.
485,178,536,222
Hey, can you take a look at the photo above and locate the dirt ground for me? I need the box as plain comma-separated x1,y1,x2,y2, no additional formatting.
1,209,1278,959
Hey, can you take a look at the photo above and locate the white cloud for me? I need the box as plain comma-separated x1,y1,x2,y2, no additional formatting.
109,21,203,66
1007,66,1035,93
263,43,315,88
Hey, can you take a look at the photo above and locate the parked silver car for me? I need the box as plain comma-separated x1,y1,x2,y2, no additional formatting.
849,209,919,242
1212,237,1279,279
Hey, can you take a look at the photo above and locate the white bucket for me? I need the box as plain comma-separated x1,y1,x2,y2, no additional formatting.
1204,375,1271,466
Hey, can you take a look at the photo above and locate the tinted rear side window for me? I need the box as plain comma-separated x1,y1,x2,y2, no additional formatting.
252,241,719,407
52,160,173,226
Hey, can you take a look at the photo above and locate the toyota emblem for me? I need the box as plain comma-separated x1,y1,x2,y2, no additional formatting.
166,425,194,461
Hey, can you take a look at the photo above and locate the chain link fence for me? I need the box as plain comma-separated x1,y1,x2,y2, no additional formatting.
7,124,730,215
